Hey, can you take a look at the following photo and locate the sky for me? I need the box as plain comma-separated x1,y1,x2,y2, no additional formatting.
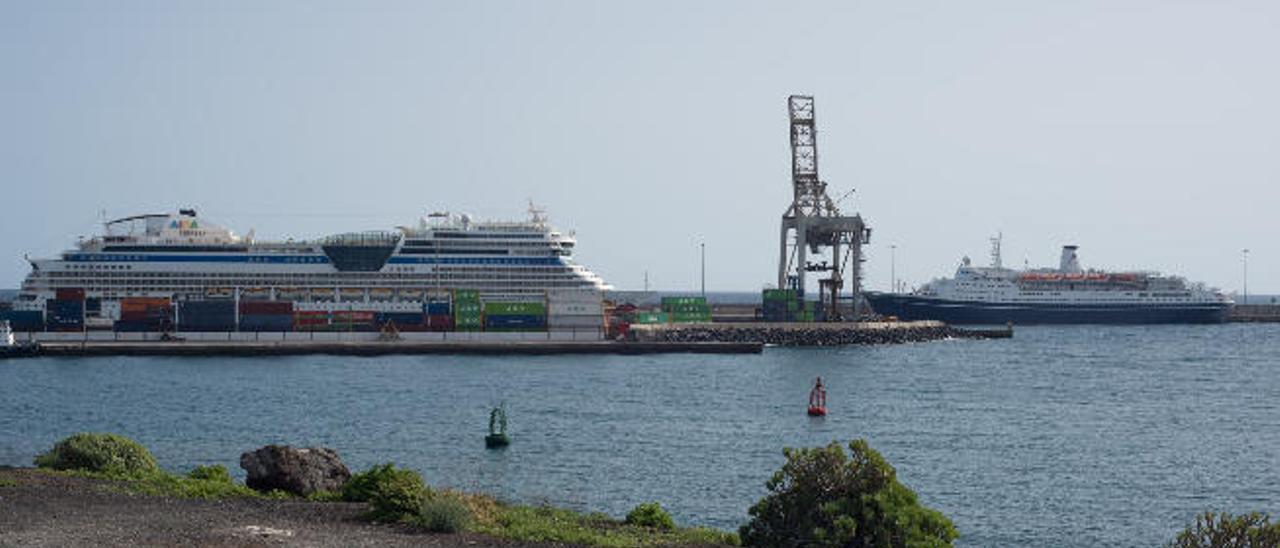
1,1,1277,294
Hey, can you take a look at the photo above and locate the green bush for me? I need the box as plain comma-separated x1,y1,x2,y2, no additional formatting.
739,439,957,548
1169,511,1280,547
412,495,473,533
187,464,233,483
343,463,430,522
626,502,675,530
34,433,160,476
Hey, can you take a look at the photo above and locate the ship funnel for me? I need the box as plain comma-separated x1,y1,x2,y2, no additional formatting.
1059,245,1081,273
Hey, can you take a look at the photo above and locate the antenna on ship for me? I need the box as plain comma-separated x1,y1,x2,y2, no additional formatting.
527,200,547,226
989,233,1003,269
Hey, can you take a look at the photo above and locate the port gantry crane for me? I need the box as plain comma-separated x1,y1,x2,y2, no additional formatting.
777,95,872,321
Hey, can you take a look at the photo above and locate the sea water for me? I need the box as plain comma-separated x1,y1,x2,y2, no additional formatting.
2,324,1277,546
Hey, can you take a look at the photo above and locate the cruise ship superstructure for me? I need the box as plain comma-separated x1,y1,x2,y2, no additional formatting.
13,207,610,330
865,237,1232,324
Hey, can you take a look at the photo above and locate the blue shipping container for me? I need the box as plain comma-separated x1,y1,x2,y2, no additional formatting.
376,312,425,326
178,301,236,331
484,314,547,329
0,311,44,331
238,314,293,332
424,302,451,316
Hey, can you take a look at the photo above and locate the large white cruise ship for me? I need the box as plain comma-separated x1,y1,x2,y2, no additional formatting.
11,206,610,330
865,237,1232,324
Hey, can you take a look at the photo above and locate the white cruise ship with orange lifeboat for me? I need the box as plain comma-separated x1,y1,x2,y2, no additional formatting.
865,237,1232,324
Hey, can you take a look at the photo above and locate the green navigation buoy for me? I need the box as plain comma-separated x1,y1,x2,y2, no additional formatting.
485,406,511,448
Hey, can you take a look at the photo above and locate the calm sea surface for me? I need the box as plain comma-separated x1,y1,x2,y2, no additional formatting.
2,324,1278,546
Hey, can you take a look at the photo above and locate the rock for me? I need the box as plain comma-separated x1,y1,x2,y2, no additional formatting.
239,445,350,496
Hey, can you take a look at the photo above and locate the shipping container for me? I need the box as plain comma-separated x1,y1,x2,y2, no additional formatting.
453,302,482,315
425,302,451,316
85,298,102,314
661,296,707,308
239,301,293,315
453,289,480,302
56,288,86,301
375,312,426,326
762,289,798,302
484,314,547,330
483,302,547,316
425,314,454,331
239,314,294,332
633,312,669,324
121,297,171,313
0,310,44,331
178,300,237,331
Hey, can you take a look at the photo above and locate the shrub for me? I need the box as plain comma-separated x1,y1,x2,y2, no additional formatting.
412,495,473,533
1169,511,1280,548
626,502,675,530
343,463,430,522
34,433,159,476
739,439,957,548
187,464,233,483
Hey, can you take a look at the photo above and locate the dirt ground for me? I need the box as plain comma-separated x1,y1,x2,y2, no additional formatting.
0,468,553,547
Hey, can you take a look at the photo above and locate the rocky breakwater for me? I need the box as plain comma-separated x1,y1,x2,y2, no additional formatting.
631,321,999,346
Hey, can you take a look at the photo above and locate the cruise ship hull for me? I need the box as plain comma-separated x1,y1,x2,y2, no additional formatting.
865,292,1232,325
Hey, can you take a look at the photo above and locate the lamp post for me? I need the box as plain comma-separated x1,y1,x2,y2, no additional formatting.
700,242,706,297
890,244,897,294
1243,248,1249,305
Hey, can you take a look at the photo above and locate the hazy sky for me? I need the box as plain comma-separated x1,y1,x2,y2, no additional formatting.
2,1,1276,293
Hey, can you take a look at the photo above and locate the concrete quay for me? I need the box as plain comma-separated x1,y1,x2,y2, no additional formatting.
29,340,763,357
630,320,1006,346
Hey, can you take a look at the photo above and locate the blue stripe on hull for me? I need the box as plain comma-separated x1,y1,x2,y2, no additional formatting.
864,292,1231,325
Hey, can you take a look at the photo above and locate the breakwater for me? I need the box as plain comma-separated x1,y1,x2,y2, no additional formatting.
1230,304,1280,322
630,320,1003,346
26,340,762,358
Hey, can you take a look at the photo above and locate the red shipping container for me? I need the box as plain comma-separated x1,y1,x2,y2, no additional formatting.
425,315,453,331
56,288,86,301
240,301,293,315
333,311,375,321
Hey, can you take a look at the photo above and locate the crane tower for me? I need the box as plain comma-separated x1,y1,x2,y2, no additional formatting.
777,96,871,320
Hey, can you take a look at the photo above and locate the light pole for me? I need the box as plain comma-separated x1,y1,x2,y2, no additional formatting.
1243,248,1249,305
700,242,706,297
890,244,897,294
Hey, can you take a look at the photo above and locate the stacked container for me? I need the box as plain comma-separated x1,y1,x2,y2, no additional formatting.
483,301,547,331
661,296,712,323
332,310,375,331
116,297,172,332
239,301,293,332
632,311,669,324
45,297,85,332
178,300,236,332
0,310,44,331
762,289,799,322
453,290,482,331
425,290,453,331
293,310,331,331
547,289,604,330
375,312,427,331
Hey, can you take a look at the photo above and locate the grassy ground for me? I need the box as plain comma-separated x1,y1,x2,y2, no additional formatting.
24,468,737,547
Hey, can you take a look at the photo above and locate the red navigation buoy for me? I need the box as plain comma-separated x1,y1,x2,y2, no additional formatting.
807,376,827,416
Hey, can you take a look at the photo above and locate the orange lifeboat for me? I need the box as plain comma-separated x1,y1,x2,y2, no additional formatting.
807,377,827,417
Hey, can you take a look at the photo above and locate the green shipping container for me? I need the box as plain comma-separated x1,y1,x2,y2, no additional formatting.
483,302,546,316
633,312,669,324
454,302,482,315
762,289,797,302
671,313,711,323
665,304,710,314
661,296,706,307
453,289,481,302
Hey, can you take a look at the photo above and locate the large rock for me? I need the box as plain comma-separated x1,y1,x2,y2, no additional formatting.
239,445,351,496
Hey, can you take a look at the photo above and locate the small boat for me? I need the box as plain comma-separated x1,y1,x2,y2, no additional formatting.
0,321,40,359
807,377,827,416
